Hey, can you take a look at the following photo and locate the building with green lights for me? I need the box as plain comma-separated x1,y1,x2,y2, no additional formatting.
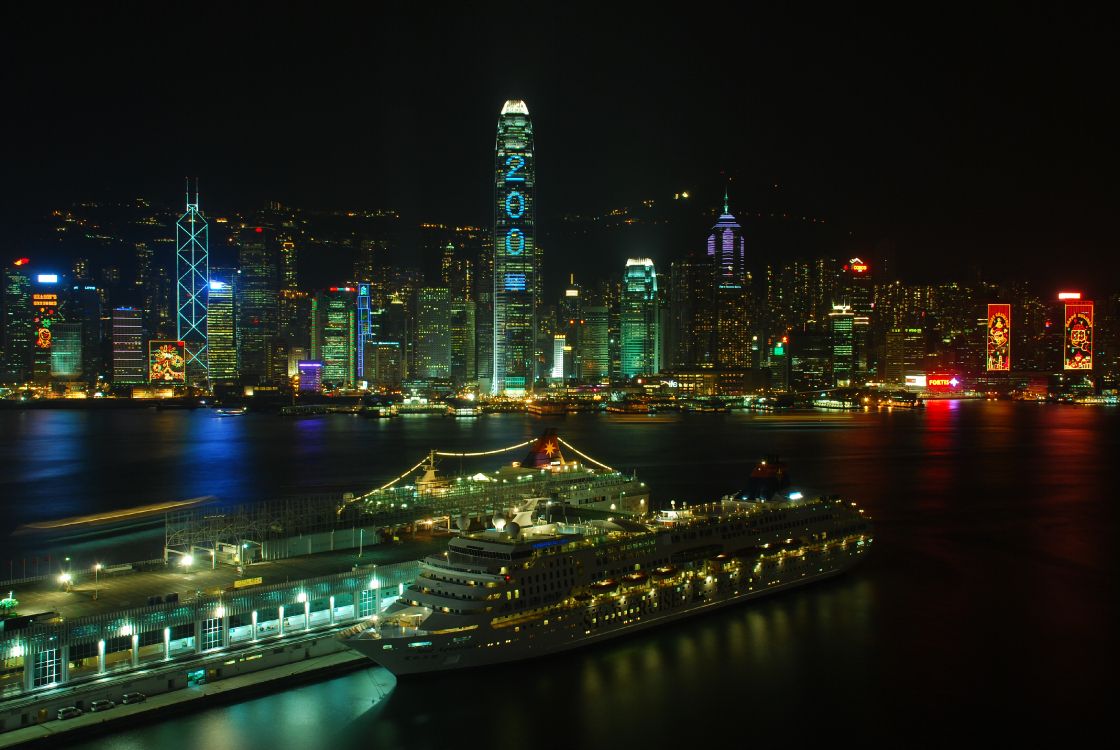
620,258,661,379
311,288,357,388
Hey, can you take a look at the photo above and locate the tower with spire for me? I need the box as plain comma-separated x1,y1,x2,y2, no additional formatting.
176,179,209,386
707,187,751,368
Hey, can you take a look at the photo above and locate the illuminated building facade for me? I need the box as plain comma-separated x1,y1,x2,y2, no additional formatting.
708,195,750,368
1,261,33,383
1064,302,1094,370
311,287,357,387
581,305,610,382
492,99,536,395
67,285,102,386
829,304,855,386
551,334,567,379
297,360,323,393
417,287,451,379
986,304,1011,371
768,336,789,391
31,278,60,386
841,258,873,376
111,307,146,384
884,327,926,383
559,279,583,381
175,187,208,385
357,283,371,379
620,258,660,378
149,340,187,383
207,271,238,383
50,322,83,381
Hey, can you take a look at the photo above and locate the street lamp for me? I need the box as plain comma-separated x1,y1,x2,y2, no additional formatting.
179,554,194,569
94,563,102,600
58,572,72,591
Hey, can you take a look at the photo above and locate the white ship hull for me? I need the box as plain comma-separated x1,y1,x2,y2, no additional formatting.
346,537,869,676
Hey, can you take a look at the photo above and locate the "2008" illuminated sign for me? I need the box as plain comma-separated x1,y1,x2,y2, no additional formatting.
503,155,526,257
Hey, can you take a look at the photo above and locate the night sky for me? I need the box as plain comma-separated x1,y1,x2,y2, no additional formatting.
2,5,1117,287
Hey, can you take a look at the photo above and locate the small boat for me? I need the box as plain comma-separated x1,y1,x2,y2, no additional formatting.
216,406,248,416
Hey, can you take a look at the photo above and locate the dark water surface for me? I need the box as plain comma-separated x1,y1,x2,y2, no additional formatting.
1,402,1114,745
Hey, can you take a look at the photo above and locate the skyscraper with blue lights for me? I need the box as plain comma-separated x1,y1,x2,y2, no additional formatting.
492,99,536,395
176,184,209,385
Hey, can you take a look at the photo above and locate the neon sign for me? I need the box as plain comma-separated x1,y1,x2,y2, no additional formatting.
986,304,1011,372
847,257,869,274
1063,302,1093,370
1057,292,1081,300
927,374,961,390
149,340,187,383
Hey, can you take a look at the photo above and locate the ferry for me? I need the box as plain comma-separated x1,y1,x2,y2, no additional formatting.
343,460,872,675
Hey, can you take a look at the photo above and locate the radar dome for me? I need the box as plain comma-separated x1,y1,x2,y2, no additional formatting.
506,522,521,538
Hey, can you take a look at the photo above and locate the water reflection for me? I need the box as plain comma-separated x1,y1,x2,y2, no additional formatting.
5,401,1114,745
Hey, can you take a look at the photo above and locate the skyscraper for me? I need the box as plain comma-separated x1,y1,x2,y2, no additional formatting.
492,99,537,395
581,305,610,383
559,277,583,381
50,322,83,381
1,260,33,383
237,227,280,385
176,185,209,385
709,194,750,368
449,300,477,385
620,259,661,378
207,271,238,384
829,304,855,386
311,287,357,388
111,307,146,385
416,287,451,379
669,255,715,369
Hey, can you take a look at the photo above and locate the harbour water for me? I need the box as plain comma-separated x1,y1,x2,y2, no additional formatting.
1,402,1114,745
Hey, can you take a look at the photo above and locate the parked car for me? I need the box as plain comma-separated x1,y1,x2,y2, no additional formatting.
57,706,82,720
90,699,115,712
121,692,146,705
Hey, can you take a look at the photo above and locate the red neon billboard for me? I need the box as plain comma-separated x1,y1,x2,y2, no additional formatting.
986,304,1011,372
1063,302,1093,370
926,373,962,392
1057,292,1081,300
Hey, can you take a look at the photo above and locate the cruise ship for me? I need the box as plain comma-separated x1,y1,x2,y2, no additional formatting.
343,453,873,675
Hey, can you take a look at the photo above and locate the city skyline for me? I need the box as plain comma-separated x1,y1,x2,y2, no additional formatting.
2,7,1117,288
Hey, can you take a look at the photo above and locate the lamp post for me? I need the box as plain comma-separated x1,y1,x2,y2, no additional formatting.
94,563,102,600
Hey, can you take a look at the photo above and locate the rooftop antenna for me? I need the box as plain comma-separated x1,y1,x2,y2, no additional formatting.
723,185,730,215
185,177,190,209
